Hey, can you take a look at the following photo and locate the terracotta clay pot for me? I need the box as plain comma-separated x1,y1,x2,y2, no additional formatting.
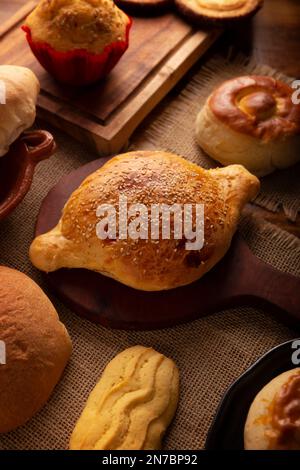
0,130,56,221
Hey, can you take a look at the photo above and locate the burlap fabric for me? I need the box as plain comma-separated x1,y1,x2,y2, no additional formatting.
0,58,300,449
133,54,300,221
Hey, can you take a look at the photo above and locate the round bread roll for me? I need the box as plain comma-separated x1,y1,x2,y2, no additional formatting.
175,0,263,25
244,368,300,450
0,266,72,433
0,65,40,157
195,75,300,176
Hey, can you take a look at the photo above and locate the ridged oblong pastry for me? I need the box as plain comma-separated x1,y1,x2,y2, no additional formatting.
69,346,179,450
30,151,260,291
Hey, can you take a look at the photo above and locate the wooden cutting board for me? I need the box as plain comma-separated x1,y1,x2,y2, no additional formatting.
0,1,221,155
35,157,300,331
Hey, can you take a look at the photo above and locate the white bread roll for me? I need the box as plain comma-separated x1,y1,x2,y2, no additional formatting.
196,76,300,176
0,65,40,157
244,368,300,450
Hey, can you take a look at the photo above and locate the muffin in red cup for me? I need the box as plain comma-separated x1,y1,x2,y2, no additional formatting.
22,0,132,86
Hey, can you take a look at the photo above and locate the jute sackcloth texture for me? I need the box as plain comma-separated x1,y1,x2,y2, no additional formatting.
0,61,299,449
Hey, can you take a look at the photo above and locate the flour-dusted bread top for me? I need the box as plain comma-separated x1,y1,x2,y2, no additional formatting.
0,65,39,157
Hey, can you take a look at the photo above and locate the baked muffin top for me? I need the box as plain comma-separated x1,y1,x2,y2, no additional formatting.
24,0,130,54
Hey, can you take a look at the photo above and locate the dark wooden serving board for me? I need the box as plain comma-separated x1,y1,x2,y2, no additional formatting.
0,1,220,155
35,158,300,330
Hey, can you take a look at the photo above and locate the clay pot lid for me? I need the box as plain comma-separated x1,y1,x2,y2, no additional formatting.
0,130,56,221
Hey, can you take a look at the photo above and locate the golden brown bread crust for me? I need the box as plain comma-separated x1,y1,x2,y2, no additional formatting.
0,65,39,157
209,75,300,141
24,0,130,54
175,0,263,25
196,76,300,176
244,369,300,450
0,266,72,433
69,346,179,450
29,151,260,291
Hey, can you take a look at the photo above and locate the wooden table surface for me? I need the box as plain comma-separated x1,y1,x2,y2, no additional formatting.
1,0,299,237
1,0,25,23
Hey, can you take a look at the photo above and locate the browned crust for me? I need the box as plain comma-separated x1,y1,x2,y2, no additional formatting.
209,75,300,141
270,371,300,450
115,0,173,15
175,0,263,26
0,266,72,433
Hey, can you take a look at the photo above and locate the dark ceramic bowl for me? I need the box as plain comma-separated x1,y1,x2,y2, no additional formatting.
205,339,300,450
0,130,55,221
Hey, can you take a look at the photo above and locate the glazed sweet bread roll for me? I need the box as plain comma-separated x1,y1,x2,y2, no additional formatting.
69,346,179,450
175,0,263,25
24,0,130,54
196,75,300,176
0,266,72,433
244,368,300,450
30,151,259,291
23,0,132,85
0,65,39,157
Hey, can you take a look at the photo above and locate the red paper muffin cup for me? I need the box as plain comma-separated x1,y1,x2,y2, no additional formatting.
22,17,132,86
